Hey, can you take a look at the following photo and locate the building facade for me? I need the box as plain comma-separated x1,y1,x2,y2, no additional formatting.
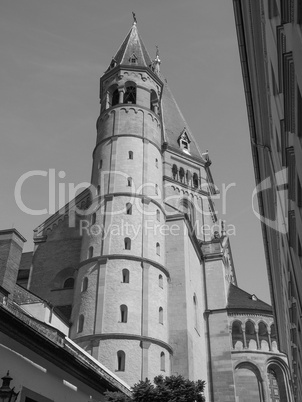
3,21,294,401
233,1,302,400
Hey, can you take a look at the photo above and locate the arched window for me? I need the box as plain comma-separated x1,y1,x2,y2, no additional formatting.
126,203,132,215
123,83,136,104
122,269,130,283
179,198,195,226
88,246,93,259
172,164,178,179
78,314,84,333
193,173,199,188
159,274,163,288
128,151,133,160
156,209,160,221
232,320,243,350
179,167,185,182
186,170,192,185
156,242,160,256
63,277,74,289
155,184,159,195
160,352,165,371
155,158,158,168
159,307,163,324
120,305,128,323
150,90,158,113
92,213,96,225
82,277,88,292
124,237,131,250
258,322,269,350
234,363,263,401
98,159,103,169
127,177,132,187
117,350,125,371
267,364,289,402
270,324,278,351
245,321,257,350
97,185,101,195
107,85,118,108
112,88,119,106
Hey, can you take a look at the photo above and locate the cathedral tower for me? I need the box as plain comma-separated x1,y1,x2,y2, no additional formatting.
70,21,169,386
24,19,293,401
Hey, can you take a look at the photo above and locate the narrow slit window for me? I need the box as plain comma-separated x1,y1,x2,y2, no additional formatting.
126,203,132,215
120,305,128,323
124,237,131,250
122,269,130,283
129,151,133,160
78,315,84,333
92,213,96,225
88,246,93,259
156,242,160,256
159,274,163,288
159,307,163,324
127,177,132,187
82,277,88,292
156,209,160,221
98,160,103,169
160,352,165,371
117,350,125,371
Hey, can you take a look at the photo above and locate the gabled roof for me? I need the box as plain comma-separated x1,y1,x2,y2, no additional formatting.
160,82,204,160
227,283,272,313
111,22,153,68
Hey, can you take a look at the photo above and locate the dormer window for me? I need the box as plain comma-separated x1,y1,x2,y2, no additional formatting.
129,53,138,64
178,129,191,154
182,140,188,149
110,58,117,69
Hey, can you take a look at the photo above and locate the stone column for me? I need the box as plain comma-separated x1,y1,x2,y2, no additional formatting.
118,88,124,104
242,327,247,349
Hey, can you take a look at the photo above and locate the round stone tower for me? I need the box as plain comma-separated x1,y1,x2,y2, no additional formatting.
70,21,171,385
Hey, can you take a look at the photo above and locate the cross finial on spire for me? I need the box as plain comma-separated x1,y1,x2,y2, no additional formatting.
156,45,159,57
132,12,137,24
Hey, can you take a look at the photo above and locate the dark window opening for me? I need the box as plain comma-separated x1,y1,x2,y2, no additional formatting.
117,350,125,371
63,278,74,289
122,269,130,283
124,86,136,104
120,305,128,323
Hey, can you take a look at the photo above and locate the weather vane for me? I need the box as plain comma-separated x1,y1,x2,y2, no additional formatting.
132,12,137,24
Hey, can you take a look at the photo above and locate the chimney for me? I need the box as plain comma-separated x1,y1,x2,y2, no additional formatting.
0,229,26,301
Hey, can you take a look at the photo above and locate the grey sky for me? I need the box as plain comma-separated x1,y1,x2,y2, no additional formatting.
0,0,270,302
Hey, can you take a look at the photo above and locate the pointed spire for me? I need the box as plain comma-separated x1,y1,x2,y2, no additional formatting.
108,17,152,69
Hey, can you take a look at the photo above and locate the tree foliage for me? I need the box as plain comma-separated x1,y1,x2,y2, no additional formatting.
104,375,205,402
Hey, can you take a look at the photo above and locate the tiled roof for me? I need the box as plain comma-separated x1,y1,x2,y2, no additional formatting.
112,23,152,68
227,283,272,313
14,283,45,305
160,81,204,160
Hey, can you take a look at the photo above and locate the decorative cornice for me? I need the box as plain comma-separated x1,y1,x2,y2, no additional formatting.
78,255,170,278
93,131,162,157
163,176,210,197
75,333,173,354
